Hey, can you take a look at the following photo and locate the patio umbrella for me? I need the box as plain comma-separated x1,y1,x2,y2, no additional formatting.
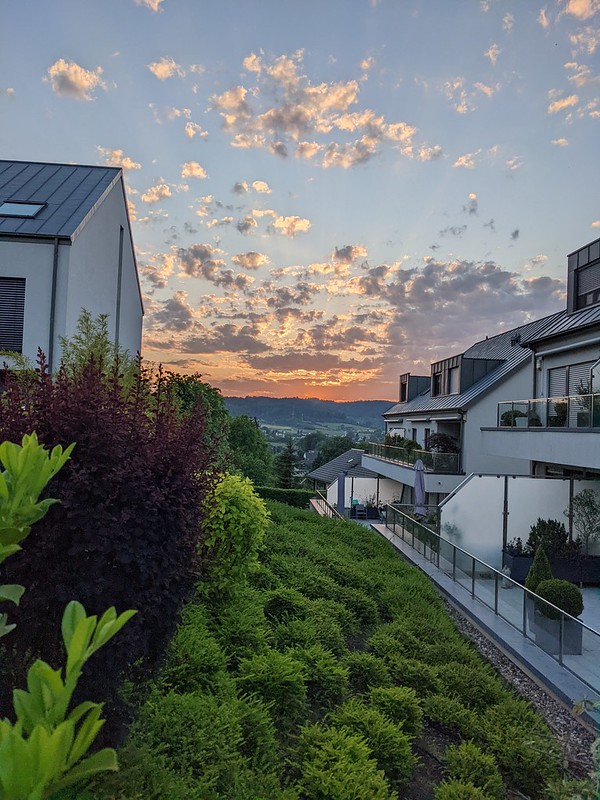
413,458,427,517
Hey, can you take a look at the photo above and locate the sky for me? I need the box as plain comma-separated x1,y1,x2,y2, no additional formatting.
2,0,600,401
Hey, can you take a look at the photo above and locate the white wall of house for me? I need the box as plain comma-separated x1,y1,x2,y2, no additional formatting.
66,184,142,360
535,337,600,398
326,476,400,508
0,180,142,367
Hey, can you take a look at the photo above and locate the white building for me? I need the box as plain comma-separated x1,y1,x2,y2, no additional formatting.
0,159,143,369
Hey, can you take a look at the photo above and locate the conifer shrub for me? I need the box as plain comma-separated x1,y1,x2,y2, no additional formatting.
290,644,349,708
159,603,231,695
434,780,494,800
525,546,553,593
386,655,442,697
236,650,308,727
422,695,483,741
436,663,506,711
263,587,308,623
294,724,394,800
0,356,218,743
369,686,424,738
254,487,314,508
328,699,417,788
209,585,271,667
309,596,359,636
248,563,281,591
342,651,392,694
300,607,347,656
274,618,321,651
444,742,504,800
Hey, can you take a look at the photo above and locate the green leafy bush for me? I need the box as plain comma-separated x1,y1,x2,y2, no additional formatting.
445,742,504,799
434,779,494,800
274,618,321,652
369,686,424,738
294,724,394,800
200,473,270,597
209,585,271,668
290,644,349,708
342,652,391,694
436,663,506,711
526,518,569,559
328,699,417,788
308,597,359,636
236,650,308,727
525,546,553,593
263,587,308,623
536,578,584,619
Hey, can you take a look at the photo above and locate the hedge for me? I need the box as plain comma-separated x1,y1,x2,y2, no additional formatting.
254,486,314,507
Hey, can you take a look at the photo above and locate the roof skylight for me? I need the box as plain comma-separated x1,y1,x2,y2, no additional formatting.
0,201,45,218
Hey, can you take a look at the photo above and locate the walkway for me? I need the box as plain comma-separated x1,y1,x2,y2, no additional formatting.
371,522,600,731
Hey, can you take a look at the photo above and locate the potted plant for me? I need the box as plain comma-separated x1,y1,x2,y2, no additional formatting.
534,578,584,655
500,408,528,427
523,546,553,633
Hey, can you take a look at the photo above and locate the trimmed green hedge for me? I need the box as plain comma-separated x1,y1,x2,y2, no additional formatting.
254,486,314,507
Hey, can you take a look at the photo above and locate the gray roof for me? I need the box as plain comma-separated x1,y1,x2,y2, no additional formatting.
521,306,600,346
384,312,563,419
307,448,377,484
0,160,121,240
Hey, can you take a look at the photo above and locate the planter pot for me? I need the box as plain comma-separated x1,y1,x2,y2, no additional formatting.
503,553,600,586
534,612,583,656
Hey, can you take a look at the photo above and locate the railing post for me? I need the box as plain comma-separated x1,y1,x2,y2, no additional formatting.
471,557,475,598
559,614,564,666
522,591,527,636
494,571,499,614
452,547,456,582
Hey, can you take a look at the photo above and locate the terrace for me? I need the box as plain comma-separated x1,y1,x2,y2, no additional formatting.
365,442,461,473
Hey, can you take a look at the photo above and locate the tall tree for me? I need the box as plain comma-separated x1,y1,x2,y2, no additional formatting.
228,415,274,486
276,436,299,489
310,435,356,471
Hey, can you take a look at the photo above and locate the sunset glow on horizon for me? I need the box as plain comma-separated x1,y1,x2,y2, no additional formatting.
3,0,600,401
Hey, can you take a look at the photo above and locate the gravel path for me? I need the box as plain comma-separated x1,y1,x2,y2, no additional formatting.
443,599,598,780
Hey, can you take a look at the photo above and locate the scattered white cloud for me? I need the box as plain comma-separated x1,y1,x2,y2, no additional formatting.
97,146,141,170
538,7,551,27
134,0,164,10
147,56,185,80
503,13,514,30
506,155,524,170
484,44,501,65
418,144,443,161
569,27,600,54
252,180,271,193
453,149,481,169
463,193,478,215
231,251,270,269
551,137,569,146
270,215,312,237
46,58,106,100
360,57,374,71
140,181,172,203
562,0,600,20
184,121,208,139
547,92,579,113
180,161,208,179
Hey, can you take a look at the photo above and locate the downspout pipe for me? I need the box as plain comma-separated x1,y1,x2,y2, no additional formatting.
48,237,59,372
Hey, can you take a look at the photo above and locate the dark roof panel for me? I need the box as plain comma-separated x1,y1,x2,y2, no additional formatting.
0,160,120,239
521,306,600,345
307,448,377,484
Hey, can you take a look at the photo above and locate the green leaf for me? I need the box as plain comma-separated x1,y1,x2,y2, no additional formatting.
66,704,105,768
45,747,118,794
0,584,25,605
65,615,96,677
61,601,87,651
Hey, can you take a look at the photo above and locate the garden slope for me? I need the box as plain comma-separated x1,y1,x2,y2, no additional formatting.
86,502,566,800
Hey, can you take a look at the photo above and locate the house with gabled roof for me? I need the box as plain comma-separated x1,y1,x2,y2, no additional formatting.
0,159,143,369
362,313,563,507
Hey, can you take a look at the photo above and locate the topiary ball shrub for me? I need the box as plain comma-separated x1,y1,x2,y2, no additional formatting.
294,724,394,800
369,686,424,739
328,699,417,789
342,652,392,694
236,650,307,728
434,779,494,800
536,578,584,619
524,546,553,593
444,742,504,800
289,644,349,709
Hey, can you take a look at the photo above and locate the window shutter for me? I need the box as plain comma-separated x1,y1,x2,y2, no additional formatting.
548,367,566,397
568,362,594,395
0,277,26,352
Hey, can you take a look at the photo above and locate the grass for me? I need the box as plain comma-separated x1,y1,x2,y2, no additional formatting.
71,501,580,800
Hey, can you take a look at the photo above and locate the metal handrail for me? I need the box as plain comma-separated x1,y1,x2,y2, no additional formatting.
384,503,600,694
366,442,461,474
313,489,344,520
497,392,600,429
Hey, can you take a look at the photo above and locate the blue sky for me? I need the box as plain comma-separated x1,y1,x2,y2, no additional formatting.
2,0,599,399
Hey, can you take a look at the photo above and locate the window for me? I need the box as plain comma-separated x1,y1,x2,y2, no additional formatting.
424,427,430,447
411,427,417,442
0,201,45,218
432,372,442,396
576,261,600,309
448,366,460,394
0,277,26,352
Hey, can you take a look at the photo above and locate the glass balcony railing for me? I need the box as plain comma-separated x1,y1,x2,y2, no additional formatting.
366,442,461,473
497,393,600,429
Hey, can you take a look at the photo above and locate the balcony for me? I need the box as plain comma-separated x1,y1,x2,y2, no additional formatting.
366,443,461,473
497,393,600,430
480,393,600,472
362,442,463,495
